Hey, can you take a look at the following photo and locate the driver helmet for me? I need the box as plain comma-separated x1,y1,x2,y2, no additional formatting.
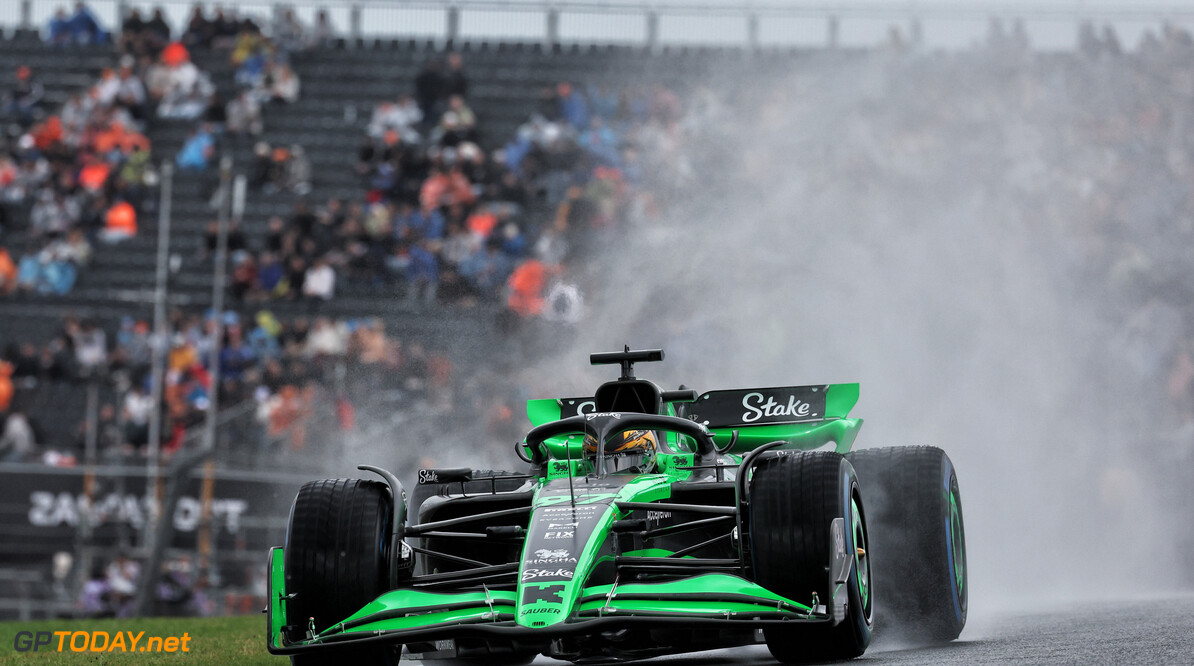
583,429,658,474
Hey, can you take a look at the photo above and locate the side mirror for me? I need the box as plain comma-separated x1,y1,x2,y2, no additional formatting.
715,430,738,455
514,440,533,463
661,388,698,404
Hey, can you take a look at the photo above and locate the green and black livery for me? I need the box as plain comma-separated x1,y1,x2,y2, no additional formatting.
266,348,967,664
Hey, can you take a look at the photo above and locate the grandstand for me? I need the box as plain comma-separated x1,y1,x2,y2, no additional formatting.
0,18,781,462
0,0,1192,626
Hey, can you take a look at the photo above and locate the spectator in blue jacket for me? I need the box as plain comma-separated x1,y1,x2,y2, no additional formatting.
257,252,284,295
219,327,257,383
459,238,511,297
557,82,590,130
578,116,620,166
176,125,215,170
406,237,439,306
397,203,445,240
48,9,72,45
247,311,281,360
49,3,107,45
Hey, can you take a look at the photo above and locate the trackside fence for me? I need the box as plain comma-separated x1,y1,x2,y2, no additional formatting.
5,1,1194,52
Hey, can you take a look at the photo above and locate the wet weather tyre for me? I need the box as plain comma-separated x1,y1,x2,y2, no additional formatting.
285,478,397,666
750,451,872,663
846,446,967,643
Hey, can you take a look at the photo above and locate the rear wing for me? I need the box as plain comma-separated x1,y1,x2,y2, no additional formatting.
527,383,863,454
684,384,857,427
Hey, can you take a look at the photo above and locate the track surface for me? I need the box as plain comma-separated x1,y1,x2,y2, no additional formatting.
491,596,1194,665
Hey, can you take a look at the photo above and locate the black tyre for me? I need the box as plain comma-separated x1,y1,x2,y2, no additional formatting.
751,451,872,663
846,446,966,643
285,478,397,666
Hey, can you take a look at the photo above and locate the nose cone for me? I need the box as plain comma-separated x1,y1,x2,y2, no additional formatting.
517,480,621,628
516,474,669,628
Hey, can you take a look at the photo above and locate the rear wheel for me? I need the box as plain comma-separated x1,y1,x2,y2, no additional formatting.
285,478,398,666
750,451,872,663
846,446,967,643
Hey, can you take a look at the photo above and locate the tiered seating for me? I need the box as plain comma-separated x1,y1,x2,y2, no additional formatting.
0,32,110,106
76,40,698,320
0,33,121,347
0,35,772,335
0,33,773,451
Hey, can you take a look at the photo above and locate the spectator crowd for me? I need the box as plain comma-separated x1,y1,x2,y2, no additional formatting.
0,307,460,467
222,49,694,328
0,49,154,296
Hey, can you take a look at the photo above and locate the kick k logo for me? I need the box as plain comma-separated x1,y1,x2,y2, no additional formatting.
522,584,565,604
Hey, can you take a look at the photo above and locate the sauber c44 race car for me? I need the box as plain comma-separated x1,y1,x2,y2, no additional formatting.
266,348,967,664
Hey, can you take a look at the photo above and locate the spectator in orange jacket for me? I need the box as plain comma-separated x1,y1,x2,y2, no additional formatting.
0,362,13,413
419,165,475,210
118,126,150,155
31,115,63,150
0,247,17,295
91,121,149,156
77,153,111,192
99,199,136,242
0,362,12,415
506,258,555,317
267,385,309,451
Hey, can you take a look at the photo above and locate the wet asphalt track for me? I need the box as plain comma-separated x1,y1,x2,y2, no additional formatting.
463,595,1194,665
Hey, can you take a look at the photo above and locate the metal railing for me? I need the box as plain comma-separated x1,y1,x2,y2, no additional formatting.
6,0,1194,51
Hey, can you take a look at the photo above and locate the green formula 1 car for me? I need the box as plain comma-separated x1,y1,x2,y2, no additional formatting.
266,348,967,664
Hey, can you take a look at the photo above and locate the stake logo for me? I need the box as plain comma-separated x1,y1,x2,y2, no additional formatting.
557,397,596,418
687,386,827,427
741,392,815,422
522,568,574,581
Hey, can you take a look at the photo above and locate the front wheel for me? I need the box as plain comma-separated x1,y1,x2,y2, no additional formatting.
846,446,967,643
285,478,399,666
750,451,872,663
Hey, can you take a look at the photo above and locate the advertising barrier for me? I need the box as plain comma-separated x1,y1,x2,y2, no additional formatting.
0,464,305,565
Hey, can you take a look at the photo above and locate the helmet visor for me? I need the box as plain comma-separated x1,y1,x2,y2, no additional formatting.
581,429,657,475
